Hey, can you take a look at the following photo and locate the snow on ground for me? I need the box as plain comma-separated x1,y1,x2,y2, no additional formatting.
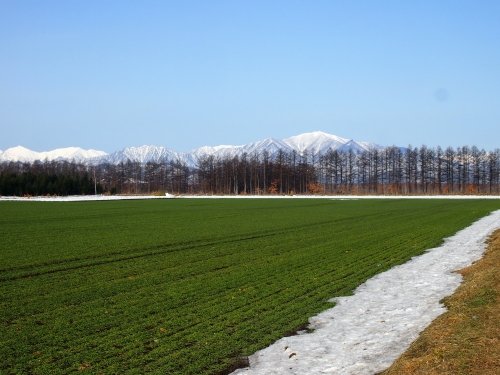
232,209,500,375
0,195,167,202
179,194,500,199
0,194,498,202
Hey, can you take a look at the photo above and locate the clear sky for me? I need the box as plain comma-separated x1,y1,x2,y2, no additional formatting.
1,0,499,152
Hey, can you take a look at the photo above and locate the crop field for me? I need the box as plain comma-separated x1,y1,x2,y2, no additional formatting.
1,199,499,374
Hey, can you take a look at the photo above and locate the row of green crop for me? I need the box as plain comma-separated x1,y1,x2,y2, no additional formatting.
1,199,499,374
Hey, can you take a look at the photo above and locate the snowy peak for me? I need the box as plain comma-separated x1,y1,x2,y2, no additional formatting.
191,144,243,160
0,131,384,166
188,138,294,164
244,138,293,156
104,145,180,164
184,132,377,167
0,146,40,163
0,146,108,163
44,147,108,162
337,139,375,153
283,131,369,154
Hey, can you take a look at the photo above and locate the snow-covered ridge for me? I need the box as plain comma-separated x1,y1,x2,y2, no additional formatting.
284,131,348,154
0,131,380,166
105,145,181,165
0,146,107,163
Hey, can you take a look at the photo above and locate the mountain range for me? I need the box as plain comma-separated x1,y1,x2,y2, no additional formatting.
0,131,382,167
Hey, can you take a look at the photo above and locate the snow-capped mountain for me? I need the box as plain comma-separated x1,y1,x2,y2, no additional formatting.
45,147,108,163
0,131,382,166
189,144,243,162
283,131,377,154
103,145,181,165
244,137,294,156
0,146,39,163
0,146,107,163
283,131,349,154
187,138,294,164
337,139,373,153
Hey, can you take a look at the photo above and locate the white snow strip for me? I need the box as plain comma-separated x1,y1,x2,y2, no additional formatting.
1,194,498,202
0,195,169,202
178,194,500,199
232,209,500,375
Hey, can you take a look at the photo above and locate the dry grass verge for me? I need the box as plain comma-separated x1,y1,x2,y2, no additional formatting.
381,229,500,375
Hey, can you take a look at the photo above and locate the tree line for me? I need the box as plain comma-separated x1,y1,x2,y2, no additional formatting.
0,161,100,196
1,145,499,196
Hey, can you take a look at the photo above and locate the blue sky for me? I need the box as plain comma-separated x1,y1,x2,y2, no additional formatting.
1,1,499,152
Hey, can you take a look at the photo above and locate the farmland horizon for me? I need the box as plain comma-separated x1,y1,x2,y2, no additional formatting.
1,131,499,197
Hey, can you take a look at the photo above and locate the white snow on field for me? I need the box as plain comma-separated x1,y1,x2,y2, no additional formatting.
0,195,167,202
179,194,500,200
0,194,498,201
232,209,500,375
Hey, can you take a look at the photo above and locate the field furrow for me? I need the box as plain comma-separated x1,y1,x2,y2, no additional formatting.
1,199,499,374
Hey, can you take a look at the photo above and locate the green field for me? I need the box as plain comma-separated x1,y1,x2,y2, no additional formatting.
1,199,499,374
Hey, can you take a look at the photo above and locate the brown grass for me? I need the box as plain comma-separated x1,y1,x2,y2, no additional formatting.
381,229,500,375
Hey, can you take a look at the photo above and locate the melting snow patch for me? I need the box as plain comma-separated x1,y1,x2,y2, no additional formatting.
178,195,500,199
0,195,168,202
232,209,500,375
